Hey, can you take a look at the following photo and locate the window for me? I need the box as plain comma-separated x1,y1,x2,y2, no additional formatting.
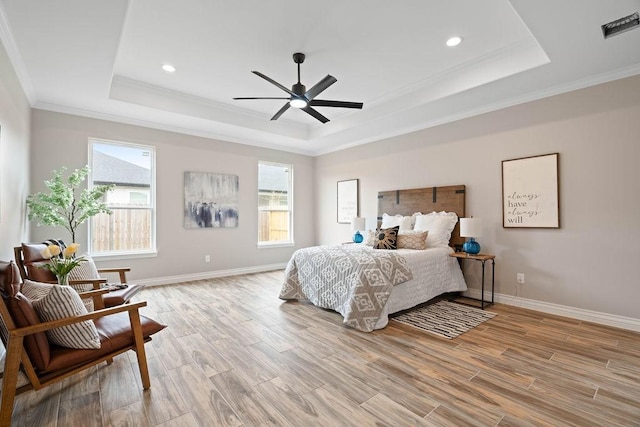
89,138,156,257
258,161,293,245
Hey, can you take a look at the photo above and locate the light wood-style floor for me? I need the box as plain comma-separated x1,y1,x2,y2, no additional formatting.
10,270,640,426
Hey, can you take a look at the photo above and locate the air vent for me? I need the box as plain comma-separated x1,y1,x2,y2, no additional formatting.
602,12,639,39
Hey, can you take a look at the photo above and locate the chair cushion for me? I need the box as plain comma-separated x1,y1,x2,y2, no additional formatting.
22,280,101,350
5,292,51,370
21,243,56,280
45,312,166,372
25,260,57,283
0,260,52,370
102,284,144,307
21,242,49,264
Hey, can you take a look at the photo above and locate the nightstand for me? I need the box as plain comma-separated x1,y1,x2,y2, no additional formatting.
449,252,496,309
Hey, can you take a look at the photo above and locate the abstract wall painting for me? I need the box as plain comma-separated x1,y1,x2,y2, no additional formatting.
184,172,239,228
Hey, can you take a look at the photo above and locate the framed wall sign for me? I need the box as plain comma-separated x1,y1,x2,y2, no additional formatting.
502,153,560,228
337,179,359,223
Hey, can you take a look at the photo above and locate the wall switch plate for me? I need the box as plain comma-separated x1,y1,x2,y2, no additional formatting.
205,255,211,263
517,273,525,284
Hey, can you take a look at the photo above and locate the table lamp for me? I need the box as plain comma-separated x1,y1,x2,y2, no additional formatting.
351,217,366,243
460,217,482,254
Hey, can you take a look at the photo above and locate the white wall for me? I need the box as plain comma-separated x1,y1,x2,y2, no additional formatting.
315,75,640,320
29,110,315,283
0,38,31,259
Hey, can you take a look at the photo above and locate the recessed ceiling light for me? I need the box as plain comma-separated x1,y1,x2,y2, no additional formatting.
446,36,462,47
162,64,176,73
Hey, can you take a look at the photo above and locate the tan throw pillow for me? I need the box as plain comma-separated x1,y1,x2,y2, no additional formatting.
68,256,101,312
397,231,428,250
373,226,399,250
68,255,100,286
21,280,101,349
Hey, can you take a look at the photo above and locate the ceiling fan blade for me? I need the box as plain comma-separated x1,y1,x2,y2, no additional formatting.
304,75,337,100
233,97,290,100
302,106,330,123
271,103,290,121
252,71,296,96
309,100,363,109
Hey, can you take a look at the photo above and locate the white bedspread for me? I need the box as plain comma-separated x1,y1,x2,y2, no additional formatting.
374,246,467,329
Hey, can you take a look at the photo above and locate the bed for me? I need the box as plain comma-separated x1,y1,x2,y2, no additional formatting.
279,185,468,332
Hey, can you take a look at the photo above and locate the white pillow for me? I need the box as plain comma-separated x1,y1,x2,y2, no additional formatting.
21,280,101,349
413,211,458,248
381,213,413,231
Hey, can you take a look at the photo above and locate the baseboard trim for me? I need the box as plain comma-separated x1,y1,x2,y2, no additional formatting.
464,289,640,332
132,267,640,332
133,263,287,287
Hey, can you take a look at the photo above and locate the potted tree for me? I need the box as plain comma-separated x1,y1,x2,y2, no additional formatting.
26,166,114,244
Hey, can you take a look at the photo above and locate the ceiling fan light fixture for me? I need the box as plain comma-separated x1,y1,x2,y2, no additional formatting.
446,36,462,47
233,52,362,123
289,98,307,108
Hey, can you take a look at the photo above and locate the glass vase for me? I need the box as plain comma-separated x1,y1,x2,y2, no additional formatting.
56,274,69,286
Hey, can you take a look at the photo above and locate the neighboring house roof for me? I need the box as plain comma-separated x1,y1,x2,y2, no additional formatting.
93,151,151,187
258,164,289,193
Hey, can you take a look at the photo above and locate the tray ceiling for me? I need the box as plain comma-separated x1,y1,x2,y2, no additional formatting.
1,0,639,155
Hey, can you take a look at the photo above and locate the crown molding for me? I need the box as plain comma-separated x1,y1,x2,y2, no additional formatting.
33,101,316,156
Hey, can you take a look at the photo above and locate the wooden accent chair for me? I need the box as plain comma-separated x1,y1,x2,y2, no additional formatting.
0,260,166,425
15,243,144,309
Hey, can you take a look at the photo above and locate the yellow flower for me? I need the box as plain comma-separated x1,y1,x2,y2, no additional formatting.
40,246,53,259
41,244,62,258
38,243,87,279
62,245,77,258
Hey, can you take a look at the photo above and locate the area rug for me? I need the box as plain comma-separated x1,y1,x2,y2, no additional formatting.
391,301,496,339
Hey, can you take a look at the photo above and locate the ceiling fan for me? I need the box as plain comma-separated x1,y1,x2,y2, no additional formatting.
233,52,363,123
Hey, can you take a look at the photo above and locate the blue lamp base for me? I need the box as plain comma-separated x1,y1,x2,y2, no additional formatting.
353,231,363,243
463,238,481,255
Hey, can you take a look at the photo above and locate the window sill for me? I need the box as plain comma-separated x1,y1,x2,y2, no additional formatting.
89,250,158,262
257,241,295,249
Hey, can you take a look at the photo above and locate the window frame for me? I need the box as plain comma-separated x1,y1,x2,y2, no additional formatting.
88,138,157,260
257,160,294,248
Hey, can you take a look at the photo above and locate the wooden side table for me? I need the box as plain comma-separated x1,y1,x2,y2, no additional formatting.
449,252,496,309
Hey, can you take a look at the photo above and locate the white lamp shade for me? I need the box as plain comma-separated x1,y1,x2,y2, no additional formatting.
351,217,366,232
460,218,483,238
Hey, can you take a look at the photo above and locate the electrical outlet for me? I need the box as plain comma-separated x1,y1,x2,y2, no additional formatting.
205,255,211,263
517,273,525,284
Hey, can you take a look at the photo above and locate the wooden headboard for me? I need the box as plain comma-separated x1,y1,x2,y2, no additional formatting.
377,185,466,249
